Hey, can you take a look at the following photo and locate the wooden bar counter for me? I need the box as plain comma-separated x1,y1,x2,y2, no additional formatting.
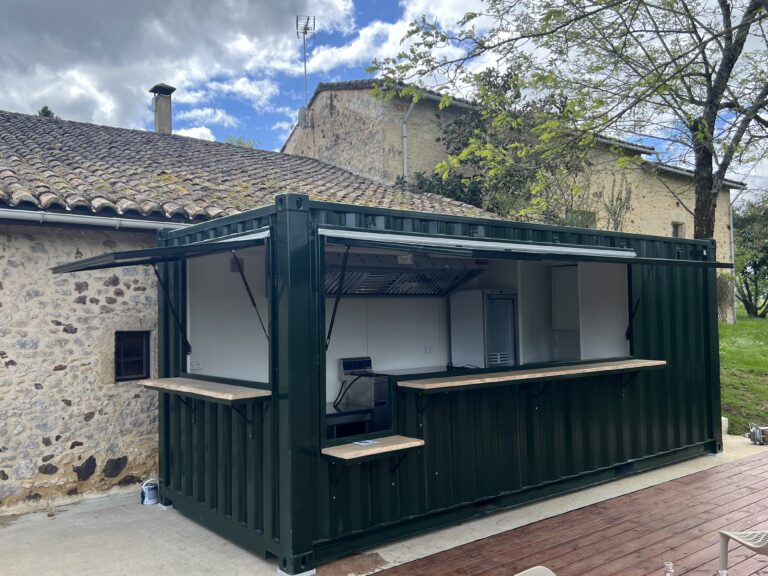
397,358,667,393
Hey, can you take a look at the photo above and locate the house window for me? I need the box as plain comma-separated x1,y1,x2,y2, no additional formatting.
115,331,150,381
565,210,597,229
671,222,685,238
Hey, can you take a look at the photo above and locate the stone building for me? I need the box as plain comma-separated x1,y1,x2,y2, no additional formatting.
283,80,746,275
0,97,484,512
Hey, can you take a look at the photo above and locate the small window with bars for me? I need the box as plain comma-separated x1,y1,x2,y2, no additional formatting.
671,222,685,238
115,331,150,382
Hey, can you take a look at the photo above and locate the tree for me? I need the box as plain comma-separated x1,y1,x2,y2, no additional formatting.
733,197,768,317
403,68,633,228
37,105,59,119
375,0,768,239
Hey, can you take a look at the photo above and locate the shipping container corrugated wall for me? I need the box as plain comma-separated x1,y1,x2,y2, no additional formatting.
156,195,721,572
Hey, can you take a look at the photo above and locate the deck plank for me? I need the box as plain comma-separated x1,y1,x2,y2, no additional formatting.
377,451,768,576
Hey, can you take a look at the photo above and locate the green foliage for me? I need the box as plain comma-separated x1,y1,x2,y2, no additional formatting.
373,0,768,239
733,197,768,317
37,105,59,119
405,67,607,226
404,171,486,210
720,305,768,435
223,135,257,148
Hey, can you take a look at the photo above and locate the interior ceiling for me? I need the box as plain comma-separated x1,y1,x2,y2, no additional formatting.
324,251,485,297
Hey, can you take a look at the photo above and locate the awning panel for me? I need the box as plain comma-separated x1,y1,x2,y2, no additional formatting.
53,227,270,274
318,227,730,268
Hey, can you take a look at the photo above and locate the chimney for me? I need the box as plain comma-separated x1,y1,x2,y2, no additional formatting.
149,83,176,134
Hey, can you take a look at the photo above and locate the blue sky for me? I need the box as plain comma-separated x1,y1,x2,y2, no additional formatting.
177,3,406,150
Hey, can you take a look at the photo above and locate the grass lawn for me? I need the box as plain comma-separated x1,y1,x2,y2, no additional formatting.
720,306,768,435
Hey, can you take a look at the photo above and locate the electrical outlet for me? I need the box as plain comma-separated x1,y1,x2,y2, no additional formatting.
421,346,433,355
190,360,202,371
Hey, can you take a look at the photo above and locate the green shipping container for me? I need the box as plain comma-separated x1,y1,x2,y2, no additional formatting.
55,193,725,575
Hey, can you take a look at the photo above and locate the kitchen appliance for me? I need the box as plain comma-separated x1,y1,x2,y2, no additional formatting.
326,357,390,439
450,290,518,369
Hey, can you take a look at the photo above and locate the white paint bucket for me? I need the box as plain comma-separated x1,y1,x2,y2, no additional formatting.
141,478,159,506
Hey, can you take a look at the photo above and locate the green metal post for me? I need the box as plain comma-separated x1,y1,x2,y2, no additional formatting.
274,193,319,574
156,230,186,505
706,239,723,452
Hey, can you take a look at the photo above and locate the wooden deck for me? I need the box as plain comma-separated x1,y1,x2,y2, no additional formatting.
378,451,768,576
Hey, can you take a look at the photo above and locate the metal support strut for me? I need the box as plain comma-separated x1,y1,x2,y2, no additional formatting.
326,245,350,350
152,264,192,355
390,453,408,475
626,266,656,341
230,250,269,341
177,395,196,423
231,405,254,439
416,394,433,416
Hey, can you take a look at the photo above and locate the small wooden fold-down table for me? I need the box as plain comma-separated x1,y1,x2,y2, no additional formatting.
140,377,271,405
321,435,425,462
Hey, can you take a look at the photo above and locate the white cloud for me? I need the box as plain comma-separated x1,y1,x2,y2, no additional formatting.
0,0,491,137
304,0,489,85
176,107,239,127
0,0,355,128
206,77,281,110
175,126,216,141
271,119,296,141
743,158,768,196
307,19,409,73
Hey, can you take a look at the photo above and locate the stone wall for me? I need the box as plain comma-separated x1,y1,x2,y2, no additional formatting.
588,147,733,263
380,97,463,183
283,88,462,184
284,90,386,182
0,223,159,512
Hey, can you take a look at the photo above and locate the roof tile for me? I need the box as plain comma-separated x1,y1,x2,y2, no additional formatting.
0,109,490,221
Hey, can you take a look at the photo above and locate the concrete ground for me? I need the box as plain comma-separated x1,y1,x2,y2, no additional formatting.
0,435,763,576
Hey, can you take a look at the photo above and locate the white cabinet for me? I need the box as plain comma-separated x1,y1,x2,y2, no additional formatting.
450,290,517,368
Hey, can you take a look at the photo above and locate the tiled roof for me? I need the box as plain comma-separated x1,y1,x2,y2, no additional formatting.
0,110,489,221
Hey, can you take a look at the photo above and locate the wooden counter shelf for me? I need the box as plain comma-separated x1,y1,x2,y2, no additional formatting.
397,358,667,394
321,435,424,463
140,377,271,405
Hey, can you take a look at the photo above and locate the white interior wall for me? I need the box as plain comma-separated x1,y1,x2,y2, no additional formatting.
551,265,581,361
462,260,519,291
519,261,555,364
325,298,448,401
187,246,270,382
449,290,486,368
579,262,630,359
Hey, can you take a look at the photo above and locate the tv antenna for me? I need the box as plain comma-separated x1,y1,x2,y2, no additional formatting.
296,15,316,108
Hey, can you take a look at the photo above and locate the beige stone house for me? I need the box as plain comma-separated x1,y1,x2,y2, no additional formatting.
283,80,746,273
0,94,482,511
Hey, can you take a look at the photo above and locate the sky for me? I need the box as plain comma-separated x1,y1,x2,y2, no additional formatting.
0,0,482,151
0,0,764,194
